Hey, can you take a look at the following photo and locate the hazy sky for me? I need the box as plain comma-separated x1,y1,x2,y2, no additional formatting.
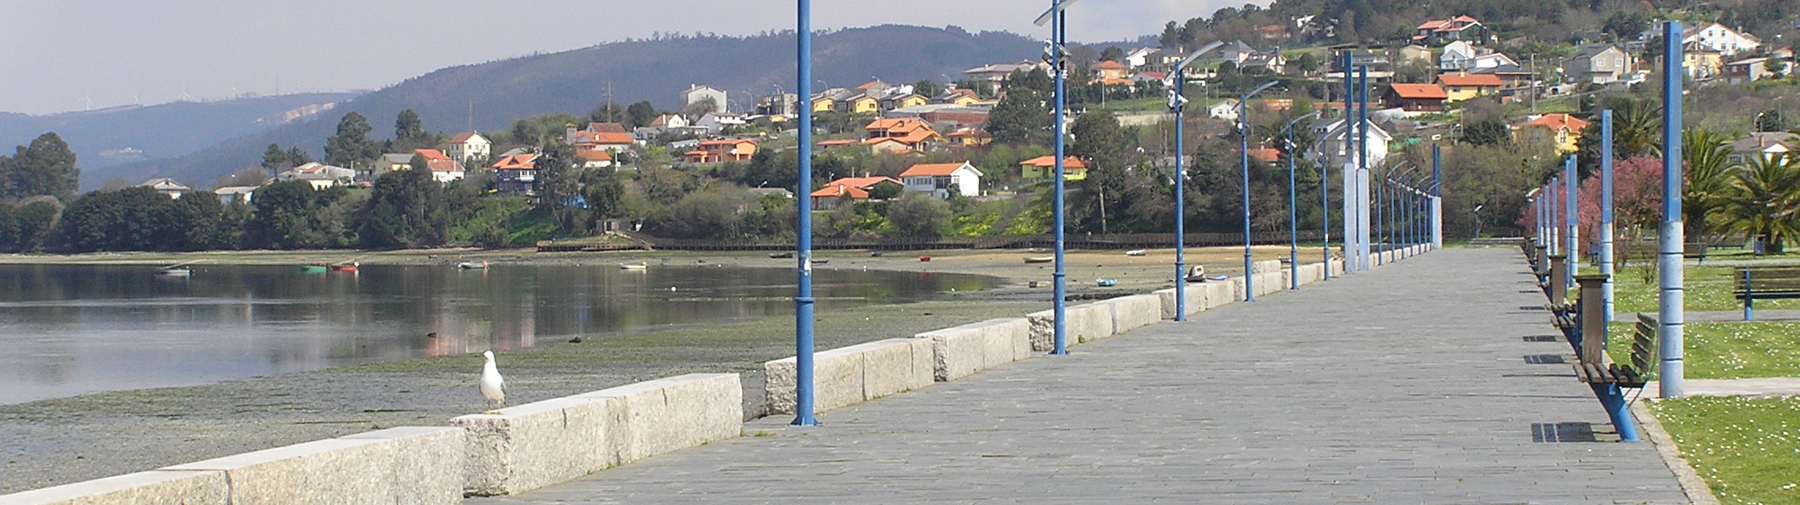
0,0,1249,116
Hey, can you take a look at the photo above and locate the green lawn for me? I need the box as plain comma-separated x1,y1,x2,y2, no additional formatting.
1651,397,1800,505
1612,264,1800,313
1607,321,1800,380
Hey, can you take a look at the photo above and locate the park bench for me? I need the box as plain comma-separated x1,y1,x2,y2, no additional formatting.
1734,267,1800,320
1571,313,1657,389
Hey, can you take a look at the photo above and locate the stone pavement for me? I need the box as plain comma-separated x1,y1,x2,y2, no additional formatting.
1644,377,1800,398
475,248,1688,504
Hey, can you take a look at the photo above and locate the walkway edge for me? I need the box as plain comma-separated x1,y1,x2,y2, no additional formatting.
1632,401,1720,505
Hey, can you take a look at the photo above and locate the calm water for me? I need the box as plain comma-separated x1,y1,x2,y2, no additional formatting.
0,263,996,405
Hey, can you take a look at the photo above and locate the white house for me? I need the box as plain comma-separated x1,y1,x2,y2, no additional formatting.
899,161,981,198
1439,41,1476,70
1306,117,1392,170
695,112,748,134
140,178,190,199
1209,98,1241,121
1125,47,1159,69
1683,23,1760,57
680,85,729,114
446,132,490,165
214,186,256,205
277,162,356,190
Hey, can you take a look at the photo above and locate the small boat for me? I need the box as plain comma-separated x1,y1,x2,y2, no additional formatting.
1125,249,1147,257
812,259,829,265
156,266,192,277
1024,256,1054,264
919,256,931,262
458,260,489,270
1095,278,1118,287
329,261,359,272
619,261,649,270
300,264,329,274
769,252,794,259
1184,265,1207,283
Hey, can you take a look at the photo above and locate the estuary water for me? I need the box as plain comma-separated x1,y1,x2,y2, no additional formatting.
0,263,996,404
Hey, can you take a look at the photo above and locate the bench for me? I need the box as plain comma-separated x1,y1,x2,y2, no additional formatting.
1571,313,1657,389
1734,267,1800,320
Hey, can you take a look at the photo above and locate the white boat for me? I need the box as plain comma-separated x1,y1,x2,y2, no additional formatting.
156,266,192,277
458,260,489,270
619,261,649,270
1125,249,1147,256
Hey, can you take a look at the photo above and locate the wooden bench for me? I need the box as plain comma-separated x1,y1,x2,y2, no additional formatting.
1734,267,1800,320
1572,313,1657,389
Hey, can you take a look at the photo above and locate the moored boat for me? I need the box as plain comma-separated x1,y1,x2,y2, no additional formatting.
156,266,192,277
619,261,649,270
458,260,489,270
300,264,329,274
329,261,359,272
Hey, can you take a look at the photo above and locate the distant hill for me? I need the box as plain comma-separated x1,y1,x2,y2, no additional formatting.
98,25,1042,190
0,93,354,185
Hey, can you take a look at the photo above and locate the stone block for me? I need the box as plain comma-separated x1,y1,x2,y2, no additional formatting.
1250,259,1283,273
1106,294,1163,334
580,373,741,467
917,318,1030,381
841,338,934,399
450,397,610,497
1254,272,1283,296
1203,280,1234,309
1028,302,1116,348
0,470,226,505
764,347,861,414
1155,286,1206,319
163,427,462,505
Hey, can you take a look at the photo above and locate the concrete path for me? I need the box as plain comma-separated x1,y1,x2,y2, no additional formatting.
476,248,1687,504
1644,377,1800,398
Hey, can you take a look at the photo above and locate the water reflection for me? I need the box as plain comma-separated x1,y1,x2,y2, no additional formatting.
0,264,994,404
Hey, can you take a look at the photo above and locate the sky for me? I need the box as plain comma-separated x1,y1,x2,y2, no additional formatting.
0,0,1252,116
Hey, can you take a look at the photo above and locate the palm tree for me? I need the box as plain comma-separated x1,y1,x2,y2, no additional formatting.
1719,152,1800,254
1610,97,1662,158
1682,129,1736,243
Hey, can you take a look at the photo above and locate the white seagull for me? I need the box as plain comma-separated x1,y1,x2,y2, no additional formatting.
479,351,506,413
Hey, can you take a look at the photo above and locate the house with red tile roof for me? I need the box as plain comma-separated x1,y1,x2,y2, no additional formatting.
683,138,757,164
1413,15,1484,44
1381,83,1448,112
490,153,539,196
861,117,943,154
1517,113,1589,154
447,132,491,165
1436,72,1503,102
412,148,466,183
1019,156,1088,181
900,162,982,198
809,176,902,210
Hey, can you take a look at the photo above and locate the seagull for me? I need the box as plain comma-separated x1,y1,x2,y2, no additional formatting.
479,351,505,413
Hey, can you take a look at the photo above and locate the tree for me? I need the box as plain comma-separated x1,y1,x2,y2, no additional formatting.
262,143,310,174
1755,109,1787,132
1100,46,1125,62
395,109,426,141
911,79,941,99
5,132,80,199
1602,10,1651,42
1462,118,1512,147
510,119,546,147
588,101,626,124
357,156,447,248
1719,152,1800,253
324,112,379,167
626,101,657,128
1683,129,1737,242
986,70,1054,145
885,191,950,237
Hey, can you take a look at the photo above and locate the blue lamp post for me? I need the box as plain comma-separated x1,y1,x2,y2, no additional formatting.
1168,41,1224,321
1035,0,1079,355
1284,111,1321,290
1319,156,1332,280
1240,80,1280,300
791,0,817,427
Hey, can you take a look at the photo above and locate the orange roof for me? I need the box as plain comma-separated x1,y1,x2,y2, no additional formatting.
855,80,886,90
575,131,635,145
1437,73,1502,87
1388,83,1448,99
901,162,972,177
1526,113,1589,131
822,176,899,190
698,138,756,147
577,150,613,162
586,122,626,133
810,184,868,199
490,153,538,170
865,117,930,132
1094,60,1128,70
1019,156,1088,169
450,132,484,143
415,148,451,162
1245,147,1281,163
1095,77,1137,86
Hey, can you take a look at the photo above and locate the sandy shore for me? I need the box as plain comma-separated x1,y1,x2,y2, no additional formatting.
0,244,1302,493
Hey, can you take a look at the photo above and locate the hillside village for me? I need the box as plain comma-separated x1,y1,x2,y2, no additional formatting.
2,2,1799,253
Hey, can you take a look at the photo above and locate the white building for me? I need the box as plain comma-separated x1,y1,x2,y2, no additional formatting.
277,162,356,190
140,178,190,199
680,85,729,114
695,112,748,134
1683,22,1760,57
1209,98,1241,121
1306,118,1392,170
899,161,981,198
447,132,491,165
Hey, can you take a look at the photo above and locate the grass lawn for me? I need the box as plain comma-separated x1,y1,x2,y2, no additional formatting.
1606,321,1800,379
1612,263,1800,313
1651,397,1800,505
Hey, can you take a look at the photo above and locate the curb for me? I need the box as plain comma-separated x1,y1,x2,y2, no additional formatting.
1631,400,1720,505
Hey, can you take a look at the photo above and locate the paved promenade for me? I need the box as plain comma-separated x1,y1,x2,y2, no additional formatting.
478,248,1687,504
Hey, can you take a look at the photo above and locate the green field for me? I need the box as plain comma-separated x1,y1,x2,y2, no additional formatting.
1607,321,1800,380
1652,397,1800,505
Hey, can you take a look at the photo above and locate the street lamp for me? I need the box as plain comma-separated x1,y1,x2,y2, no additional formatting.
1240,80,1279,301
1167,41,1225,320
791,0,818,427
1284,110,1321,290
1473,204,1484,238
1035,0,1078,355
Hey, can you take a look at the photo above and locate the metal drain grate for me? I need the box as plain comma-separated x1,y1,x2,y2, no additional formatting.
1522,335,1560,342
1531,422,1596,443
1518,306,1546,311
1523,354,1566,364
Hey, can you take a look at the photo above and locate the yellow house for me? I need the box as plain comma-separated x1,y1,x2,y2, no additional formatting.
1518,113,1589,154
947,127,992,147
894,94,928,109
848,95,880,114
1019,156,1088,181
1436,73,1501,102
812,97,836,113
1685,47,1724,79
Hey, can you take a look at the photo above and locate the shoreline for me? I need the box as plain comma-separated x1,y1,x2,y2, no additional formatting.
0,245,1293,494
